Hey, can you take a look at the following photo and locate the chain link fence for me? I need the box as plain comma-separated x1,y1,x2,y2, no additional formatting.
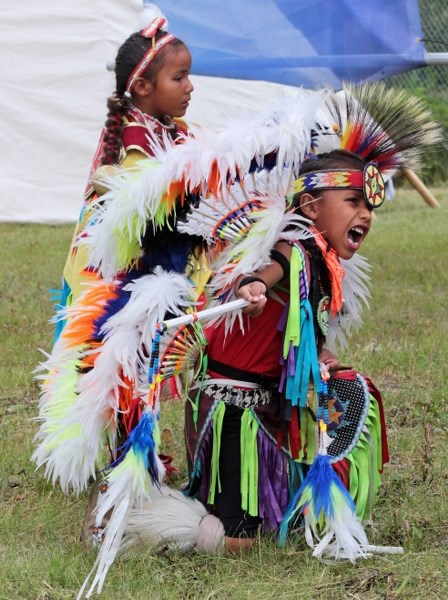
386,0,448,182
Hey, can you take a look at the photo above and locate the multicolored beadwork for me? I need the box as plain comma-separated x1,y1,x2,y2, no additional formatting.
292,162,385,209
317,295,330,336
363,163,385,208
293,170,364,195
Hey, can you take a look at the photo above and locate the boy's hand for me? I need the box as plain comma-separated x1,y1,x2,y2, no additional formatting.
237,281,267,317
319,348,351,378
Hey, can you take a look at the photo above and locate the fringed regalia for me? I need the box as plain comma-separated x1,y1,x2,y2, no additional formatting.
184,242,389,541
32,82,441,596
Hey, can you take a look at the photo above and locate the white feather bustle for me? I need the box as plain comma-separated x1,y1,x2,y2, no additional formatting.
32,269,196,495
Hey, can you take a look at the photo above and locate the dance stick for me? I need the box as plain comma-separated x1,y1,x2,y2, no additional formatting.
402,168,440,208
364,545,404,554
159,298,249,332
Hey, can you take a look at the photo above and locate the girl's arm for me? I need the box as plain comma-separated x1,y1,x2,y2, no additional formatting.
234,241,292,316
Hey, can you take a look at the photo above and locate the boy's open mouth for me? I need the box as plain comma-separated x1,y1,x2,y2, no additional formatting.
347,226,365,248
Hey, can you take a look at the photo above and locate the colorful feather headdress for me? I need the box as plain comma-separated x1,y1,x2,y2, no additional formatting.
293,81,442,209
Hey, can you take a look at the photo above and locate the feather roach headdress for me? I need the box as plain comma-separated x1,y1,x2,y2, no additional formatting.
293,81,442,209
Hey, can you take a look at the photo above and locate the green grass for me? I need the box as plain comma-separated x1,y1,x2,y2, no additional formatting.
1,188,448,599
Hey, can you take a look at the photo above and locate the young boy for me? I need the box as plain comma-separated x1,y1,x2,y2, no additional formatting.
184,149,380,551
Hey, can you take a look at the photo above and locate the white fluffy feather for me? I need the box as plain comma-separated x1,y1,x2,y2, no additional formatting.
101,268,195,349
327,253,371,351
79,496,132,599
121,484,210,554
32,342,97,494
138,4,167,30
304,501,371,563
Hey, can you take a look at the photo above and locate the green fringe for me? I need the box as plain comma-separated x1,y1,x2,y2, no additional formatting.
240,409,260,516
347,394,383,521
207,401,226,505
283,245,302,358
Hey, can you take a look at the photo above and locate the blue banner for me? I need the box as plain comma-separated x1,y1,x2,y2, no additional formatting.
155,0,425,87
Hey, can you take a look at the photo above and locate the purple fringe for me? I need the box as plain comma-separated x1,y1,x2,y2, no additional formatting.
192,411,293,532
257,426,291,531
194,418,214,506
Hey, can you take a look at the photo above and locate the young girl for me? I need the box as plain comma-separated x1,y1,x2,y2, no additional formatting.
33,11,208,543
58,13,206,323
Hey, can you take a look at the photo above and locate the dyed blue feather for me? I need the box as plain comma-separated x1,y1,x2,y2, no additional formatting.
92,279,132,340
109,411,160,484
279,454,355,545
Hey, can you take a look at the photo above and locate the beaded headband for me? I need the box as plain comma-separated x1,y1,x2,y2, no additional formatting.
125,17,176,94
293,162,385,209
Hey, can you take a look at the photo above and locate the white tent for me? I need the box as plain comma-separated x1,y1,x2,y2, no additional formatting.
0,0,301,224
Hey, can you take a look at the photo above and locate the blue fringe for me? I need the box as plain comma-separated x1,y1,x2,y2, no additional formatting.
50,280,71,342
285,299,321,406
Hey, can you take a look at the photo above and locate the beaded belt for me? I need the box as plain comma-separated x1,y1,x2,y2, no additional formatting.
194,378,274,409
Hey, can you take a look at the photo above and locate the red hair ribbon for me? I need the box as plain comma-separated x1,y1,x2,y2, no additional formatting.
141,17,167,38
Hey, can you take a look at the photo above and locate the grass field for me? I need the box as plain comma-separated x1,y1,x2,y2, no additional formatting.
1,187,447,599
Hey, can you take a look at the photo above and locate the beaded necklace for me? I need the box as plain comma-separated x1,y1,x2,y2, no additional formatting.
128,105,176,134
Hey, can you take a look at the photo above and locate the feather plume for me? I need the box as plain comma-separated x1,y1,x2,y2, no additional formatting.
279,453,370,562
78,495,132,599
100,268,195,350
313,81,443,178
79,410,165,598
138,4,166,30
32,344,96,494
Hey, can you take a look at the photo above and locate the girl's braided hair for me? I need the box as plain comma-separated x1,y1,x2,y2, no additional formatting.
100,30,185,165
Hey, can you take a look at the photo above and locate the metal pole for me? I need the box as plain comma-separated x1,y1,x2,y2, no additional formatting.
424,52,448,65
